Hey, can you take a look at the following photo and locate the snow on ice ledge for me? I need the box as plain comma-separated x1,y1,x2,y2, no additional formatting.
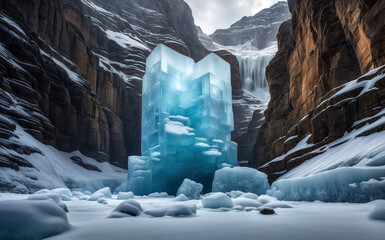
268,167,385,202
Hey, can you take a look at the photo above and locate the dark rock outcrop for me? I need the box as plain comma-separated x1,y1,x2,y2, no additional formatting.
0,0,208,176
251,0,385,182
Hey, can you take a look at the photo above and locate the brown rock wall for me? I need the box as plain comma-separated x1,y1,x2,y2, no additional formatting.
251,0,385,181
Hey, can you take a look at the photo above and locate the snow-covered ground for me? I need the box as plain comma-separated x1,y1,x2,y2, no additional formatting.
0,193,383,240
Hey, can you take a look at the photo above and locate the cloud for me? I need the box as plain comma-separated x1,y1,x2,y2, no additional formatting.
184,0,285,34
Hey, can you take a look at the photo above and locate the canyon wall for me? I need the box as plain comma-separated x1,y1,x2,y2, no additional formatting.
0,0,208,179
251,0,385,182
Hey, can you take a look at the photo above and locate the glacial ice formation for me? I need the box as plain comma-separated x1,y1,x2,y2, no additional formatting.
212,167,270,195
88,187,112,201
117,192,134,200
176,179,203,200
202,192,234,209
267,167,385,202
125,44,237,195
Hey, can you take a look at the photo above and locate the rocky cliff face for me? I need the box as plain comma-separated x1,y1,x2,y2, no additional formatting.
251,0,385,182
210,1,291,49
0,0,209,190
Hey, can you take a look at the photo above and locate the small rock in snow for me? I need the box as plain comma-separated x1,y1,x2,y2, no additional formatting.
259,208,275,215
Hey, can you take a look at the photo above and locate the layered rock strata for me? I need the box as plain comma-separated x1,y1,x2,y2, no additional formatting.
252,0,385,182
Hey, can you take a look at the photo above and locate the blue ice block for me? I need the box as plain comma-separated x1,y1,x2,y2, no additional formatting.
129,44,237,195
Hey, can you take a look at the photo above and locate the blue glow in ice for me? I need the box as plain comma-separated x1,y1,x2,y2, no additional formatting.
128,44,237,195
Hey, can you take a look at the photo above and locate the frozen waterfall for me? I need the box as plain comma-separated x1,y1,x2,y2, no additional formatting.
203,40,277,101
237,54,273,100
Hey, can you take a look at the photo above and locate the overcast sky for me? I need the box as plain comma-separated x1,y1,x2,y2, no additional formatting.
184,0,286,34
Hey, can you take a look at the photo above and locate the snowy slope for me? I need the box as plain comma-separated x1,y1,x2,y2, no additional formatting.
265,66,385,202
0,125,126,193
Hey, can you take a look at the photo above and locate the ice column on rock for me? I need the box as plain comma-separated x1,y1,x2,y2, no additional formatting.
128,44,237,195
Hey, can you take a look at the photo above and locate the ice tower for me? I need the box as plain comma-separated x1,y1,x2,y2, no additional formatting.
128,44,237,195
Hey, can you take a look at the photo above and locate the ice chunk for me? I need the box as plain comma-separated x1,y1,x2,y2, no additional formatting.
264,202,293,209
88,187,112,201
51,188,72,199
97,198,108,204
72,191,88,200
369,200,385,221
33,189,51,195
117,192,134,200
232,198,262,208
256,195,277,204
240,193,259,199
202,193,234,209
144,204,196,217
233,205,244,211
28,193,61,204
176,179,203,200
148,192,170,198
60,194,72,201
229,190,245,198
88,193,104,201
212,167,270,195
174,194,189,201
108,200,142,218
268,167,385,202
32,188,72,201
0,199,70,239
136,44,238,194
118,156,152,196
165,204,196,217
28,193,69,212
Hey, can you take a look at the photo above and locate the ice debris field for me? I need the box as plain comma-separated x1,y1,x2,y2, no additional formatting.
0,189,384,240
